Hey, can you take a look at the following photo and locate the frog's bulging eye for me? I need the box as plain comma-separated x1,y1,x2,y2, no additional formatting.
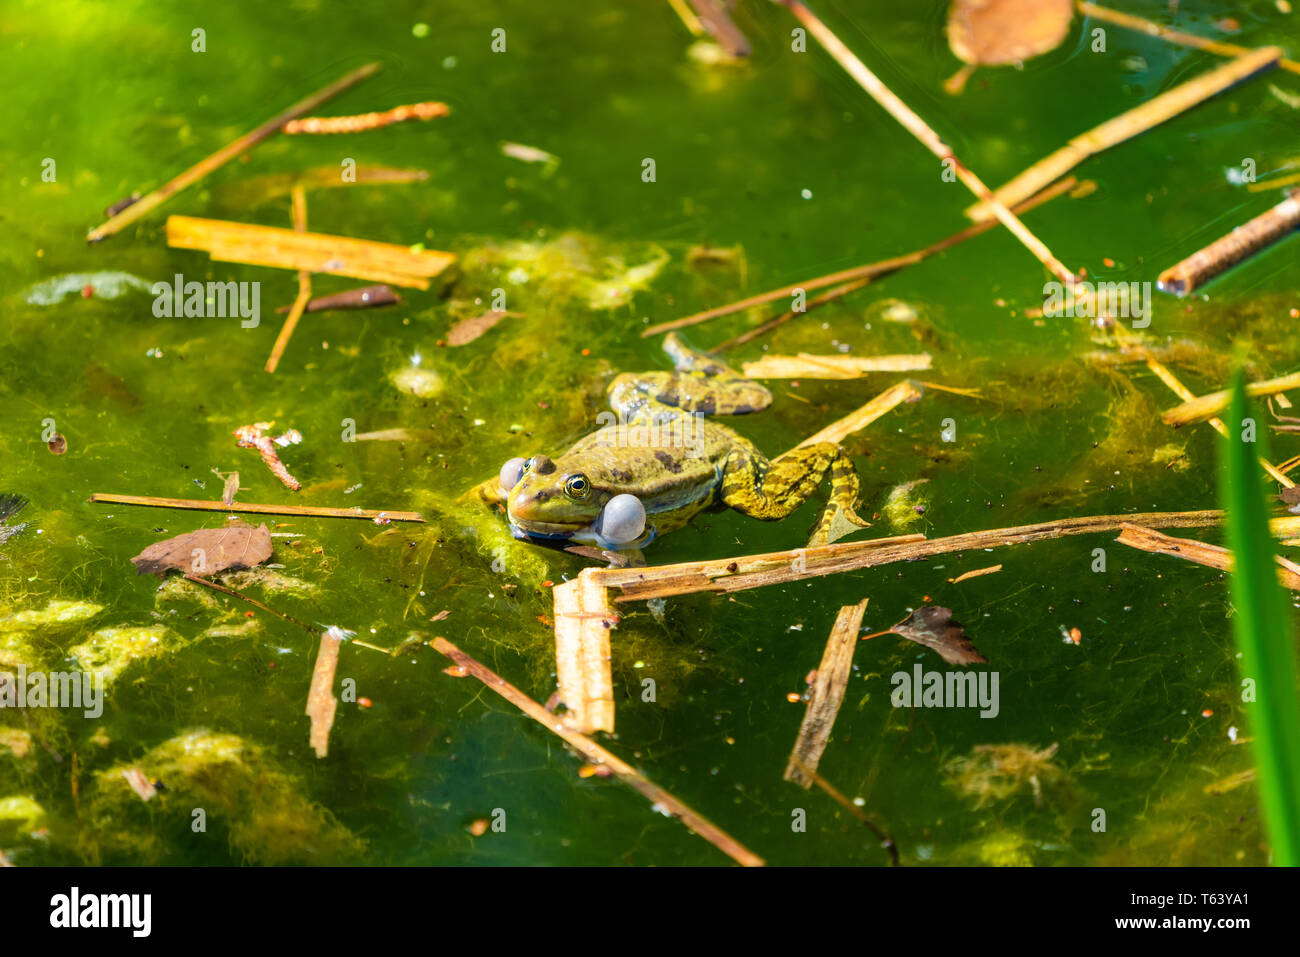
564,474,591,499
499,457,527,492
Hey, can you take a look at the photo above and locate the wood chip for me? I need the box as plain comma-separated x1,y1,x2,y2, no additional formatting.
948,563,1003,583
784,599,867,787
306,627,347,758
553,576,619,733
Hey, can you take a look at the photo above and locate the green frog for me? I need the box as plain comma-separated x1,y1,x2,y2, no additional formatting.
472,334,870,552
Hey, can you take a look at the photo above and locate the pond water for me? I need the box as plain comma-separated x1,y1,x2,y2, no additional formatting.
2,0,1297,865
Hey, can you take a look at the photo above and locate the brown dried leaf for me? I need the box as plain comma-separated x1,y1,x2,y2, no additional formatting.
445,310,523,346
888,606,987,665
948,0,1072,67
130,523,273,578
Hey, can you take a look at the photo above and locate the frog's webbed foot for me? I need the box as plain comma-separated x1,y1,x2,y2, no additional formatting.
807,498,872,547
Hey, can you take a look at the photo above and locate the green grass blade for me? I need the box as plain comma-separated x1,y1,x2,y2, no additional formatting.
1220,371,1300,866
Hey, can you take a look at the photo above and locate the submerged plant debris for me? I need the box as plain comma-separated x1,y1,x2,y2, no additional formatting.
2,0,1297,873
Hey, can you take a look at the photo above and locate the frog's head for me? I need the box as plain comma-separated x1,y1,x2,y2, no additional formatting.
498,455,646,547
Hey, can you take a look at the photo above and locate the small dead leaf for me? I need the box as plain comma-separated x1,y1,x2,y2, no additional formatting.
871,606,988,665
445,310,523,346
47,433,68,455
946,0,1072,92
130,523,273,578
948,0,1072,65
429,610,451,622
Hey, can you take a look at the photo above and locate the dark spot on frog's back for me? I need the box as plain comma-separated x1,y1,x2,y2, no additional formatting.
610,467,633,483
654,450,684,474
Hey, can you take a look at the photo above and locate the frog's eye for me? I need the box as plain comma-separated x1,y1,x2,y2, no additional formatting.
499,457,527,492
564,474,591,499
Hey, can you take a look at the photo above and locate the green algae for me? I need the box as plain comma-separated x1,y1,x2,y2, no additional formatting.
69,625,178,683
82,730,364,865
0,796,46,838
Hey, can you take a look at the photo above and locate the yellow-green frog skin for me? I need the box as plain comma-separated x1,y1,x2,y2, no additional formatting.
474,334,870,551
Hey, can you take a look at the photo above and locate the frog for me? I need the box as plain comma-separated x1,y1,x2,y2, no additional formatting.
471,333,870,553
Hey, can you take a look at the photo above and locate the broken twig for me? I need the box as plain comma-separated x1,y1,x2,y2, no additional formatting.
87,62,381,242
430,637,764,866
1157,190,1300,296
1116,523,1300,590
89,493,424,523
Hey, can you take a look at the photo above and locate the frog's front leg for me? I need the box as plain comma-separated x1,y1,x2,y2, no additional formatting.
721,443,871,546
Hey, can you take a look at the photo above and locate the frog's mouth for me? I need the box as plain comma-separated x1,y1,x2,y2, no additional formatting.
507,514,656,552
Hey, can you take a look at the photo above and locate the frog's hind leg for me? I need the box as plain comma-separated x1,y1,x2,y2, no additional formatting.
609,333,771,419
721,442,871,546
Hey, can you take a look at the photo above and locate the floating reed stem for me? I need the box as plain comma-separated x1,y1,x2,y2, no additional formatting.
965,46,1281,221
686,0,751,56
776,0,1077,285
741,353,932,380
644,254,921,338
1145,359,1293,487
665,0,706,35
794,380,922,449
800,766,898,864
183,573,317,633
711,277,876,352
167,215,456,289
643,174,1080,342
587,510,1300,602
283,101,449,134
1162,371,1300,427
1116,523,1300,590
784,599,867,787
266,186,312,374
430,637,764,866
89,492,424,523
1077,2,1300,76
1157,190,1300,296
86,62,381,242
